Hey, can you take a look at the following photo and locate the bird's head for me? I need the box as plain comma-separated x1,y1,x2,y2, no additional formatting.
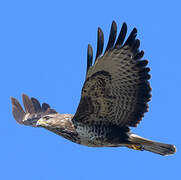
36,114,78,142
36,116,52,127
36,114,67,128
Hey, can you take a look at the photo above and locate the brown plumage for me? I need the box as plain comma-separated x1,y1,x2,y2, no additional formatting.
11,21,176,155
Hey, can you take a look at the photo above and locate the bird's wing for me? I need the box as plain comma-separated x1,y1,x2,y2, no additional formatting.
74,21,151,127
11,94,57,126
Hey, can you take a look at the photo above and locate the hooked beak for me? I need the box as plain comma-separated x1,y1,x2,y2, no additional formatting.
36,119,48,127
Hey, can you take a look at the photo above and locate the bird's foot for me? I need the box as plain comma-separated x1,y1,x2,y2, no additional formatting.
126,144,144,151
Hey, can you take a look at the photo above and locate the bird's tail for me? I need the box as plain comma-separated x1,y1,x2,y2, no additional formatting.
128,134,176,156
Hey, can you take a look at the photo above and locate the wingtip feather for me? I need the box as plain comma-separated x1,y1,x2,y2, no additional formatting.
95,27,104,61
87,44,93,73
11,96,25,124
105,20,117,52
22,93,35,113
115,22,127,47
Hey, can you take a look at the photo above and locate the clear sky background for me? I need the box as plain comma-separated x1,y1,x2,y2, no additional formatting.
0,0,180,179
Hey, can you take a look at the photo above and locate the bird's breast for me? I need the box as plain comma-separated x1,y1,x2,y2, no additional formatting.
75,123,125,147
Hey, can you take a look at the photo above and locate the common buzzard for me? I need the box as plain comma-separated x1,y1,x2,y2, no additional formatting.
11,21,176,155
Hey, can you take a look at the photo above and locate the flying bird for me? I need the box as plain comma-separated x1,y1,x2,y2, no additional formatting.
11,21,176,156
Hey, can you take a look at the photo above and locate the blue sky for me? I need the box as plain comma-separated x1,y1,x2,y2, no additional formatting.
0,0,180,179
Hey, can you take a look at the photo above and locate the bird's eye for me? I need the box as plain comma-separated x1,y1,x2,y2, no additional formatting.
44,116,50,120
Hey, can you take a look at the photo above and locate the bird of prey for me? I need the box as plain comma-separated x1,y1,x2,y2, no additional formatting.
11,21,176,156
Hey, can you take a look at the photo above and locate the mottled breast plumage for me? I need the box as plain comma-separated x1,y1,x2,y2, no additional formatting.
74,121,129,147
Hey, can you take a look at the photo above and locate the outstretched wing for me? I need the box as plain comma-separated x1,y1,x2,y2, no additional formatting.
11,94,57,126
74,21,151,127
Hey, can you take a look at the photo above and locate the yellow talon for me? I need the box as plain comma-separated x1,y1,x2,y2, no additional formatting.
126,144,143,151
